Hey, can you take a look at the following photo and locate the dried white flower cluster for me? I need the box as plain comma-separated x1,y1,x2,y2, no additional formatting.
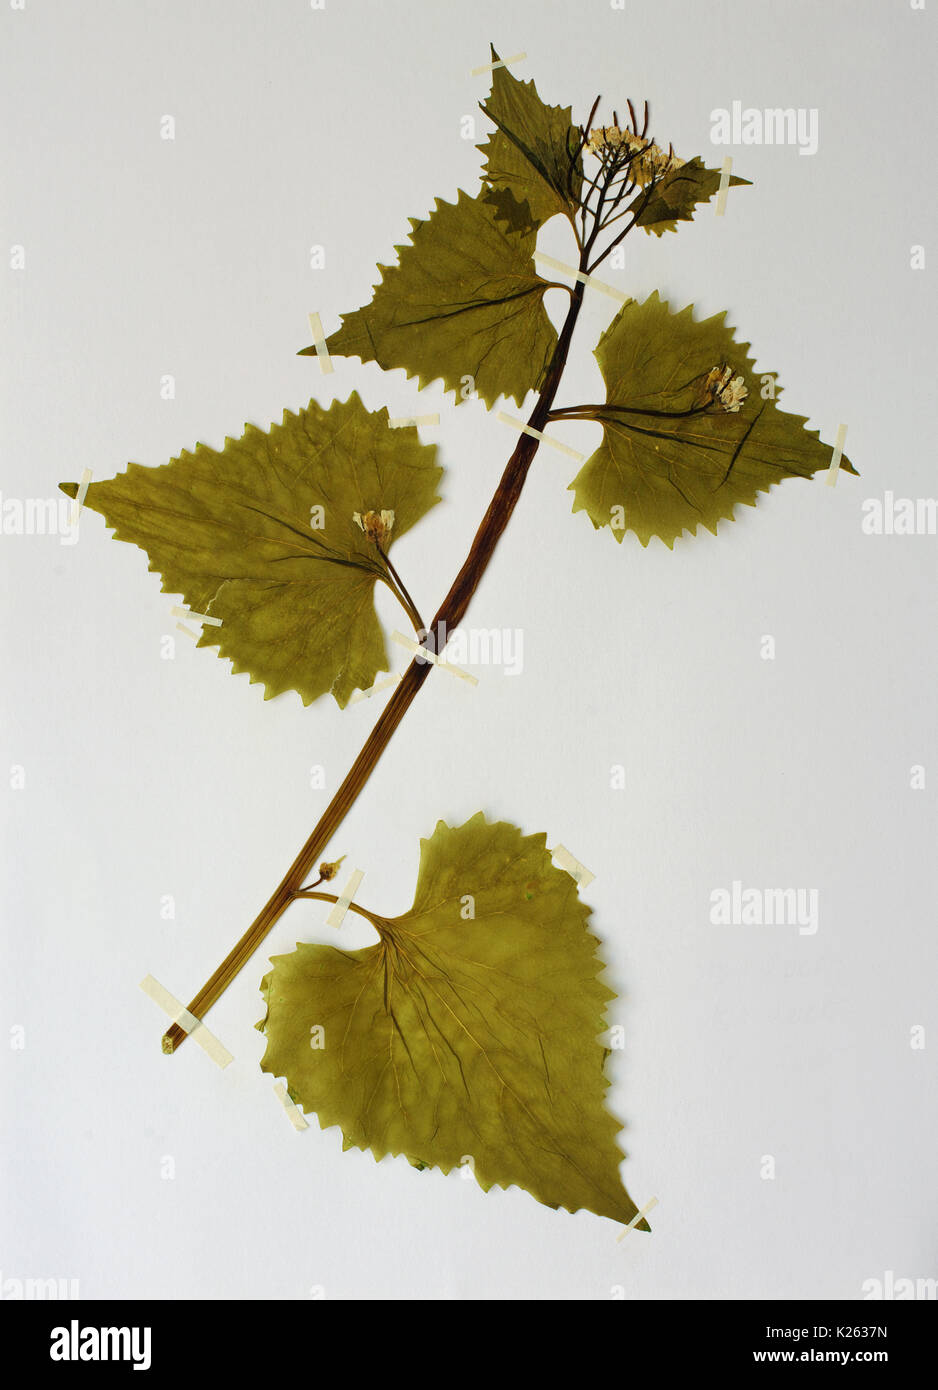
586,124,641,157
586,125,684,186
353,509,395,543
704,364,748,413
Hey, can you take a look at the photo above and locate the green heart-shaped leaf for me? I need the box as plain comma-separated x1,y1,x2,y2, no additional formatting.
258,813,646,1228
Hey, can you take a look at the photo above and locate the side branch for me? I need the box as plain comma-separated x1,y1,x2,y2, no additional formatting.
162,276,588,1052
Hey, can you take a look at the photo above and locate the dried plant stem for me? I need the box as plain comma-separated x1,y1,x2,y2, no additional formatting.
162,275,588,1053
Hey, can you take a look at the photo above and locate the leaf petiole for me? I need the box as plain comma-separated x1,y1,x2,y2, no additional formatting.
376,544,426,637
549,400,716,423
291,889,388,934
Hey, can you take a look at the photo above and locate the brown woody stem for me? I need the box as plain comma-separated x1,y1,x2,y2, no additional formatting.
162,273,588,1053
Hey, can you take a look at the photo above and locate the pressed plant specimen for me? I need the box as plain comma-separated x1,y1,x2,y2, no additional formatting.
62,48,854,1229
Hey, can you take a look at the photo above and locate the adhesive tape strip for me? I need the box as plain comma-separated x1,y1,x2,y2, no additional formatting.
824,423,848,487
307,311,334,375
170,604,223,627
140,974,233,1068
273,1082,309,1131
391,630,478,685
70,468,93,525
533,251,629,304
348,675,403,705
388,414,440,429
471,51,525,77
715,157,732,216
326,869,365,928
175,621,199,640
497,412,586,463
552,844,596,888
616,1196,659,1242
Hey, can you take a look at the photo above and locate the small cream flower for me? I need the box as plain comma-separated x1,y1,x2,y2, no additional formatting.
587,123,684,190
701,364,747,412
587,125,619,155
353,509,395,544
630,140,684,187
587,124,644,158
719,375,748,413
703,364,733,400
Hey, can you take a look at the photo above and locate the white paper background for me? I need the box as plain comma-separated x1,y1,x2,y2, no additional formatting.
1,0,935,1300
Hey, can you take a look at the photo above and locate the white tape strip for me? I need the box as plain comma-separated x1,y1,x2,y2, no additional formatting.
307,311,334,375
348,674,403,705
70,468,93,526
616,1196,658,1242
533,252,629,304
175,621,199,641
388,414,440,429
471,51,525,77
274,1082,309,1131
824,423,848,488
497,412,586,463
140,974,233,1068
391,630,479,685
171,604,223,627
326,869,365,928
715,157,733,216
552,844,595,889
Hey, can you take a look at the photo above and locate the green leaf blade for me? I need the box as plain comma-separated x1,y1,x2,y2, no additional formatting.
259,813,646,1228
479,46,582,233
569,292,857,548
309,190,558,409
629,156,751,236
60,393,442,706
